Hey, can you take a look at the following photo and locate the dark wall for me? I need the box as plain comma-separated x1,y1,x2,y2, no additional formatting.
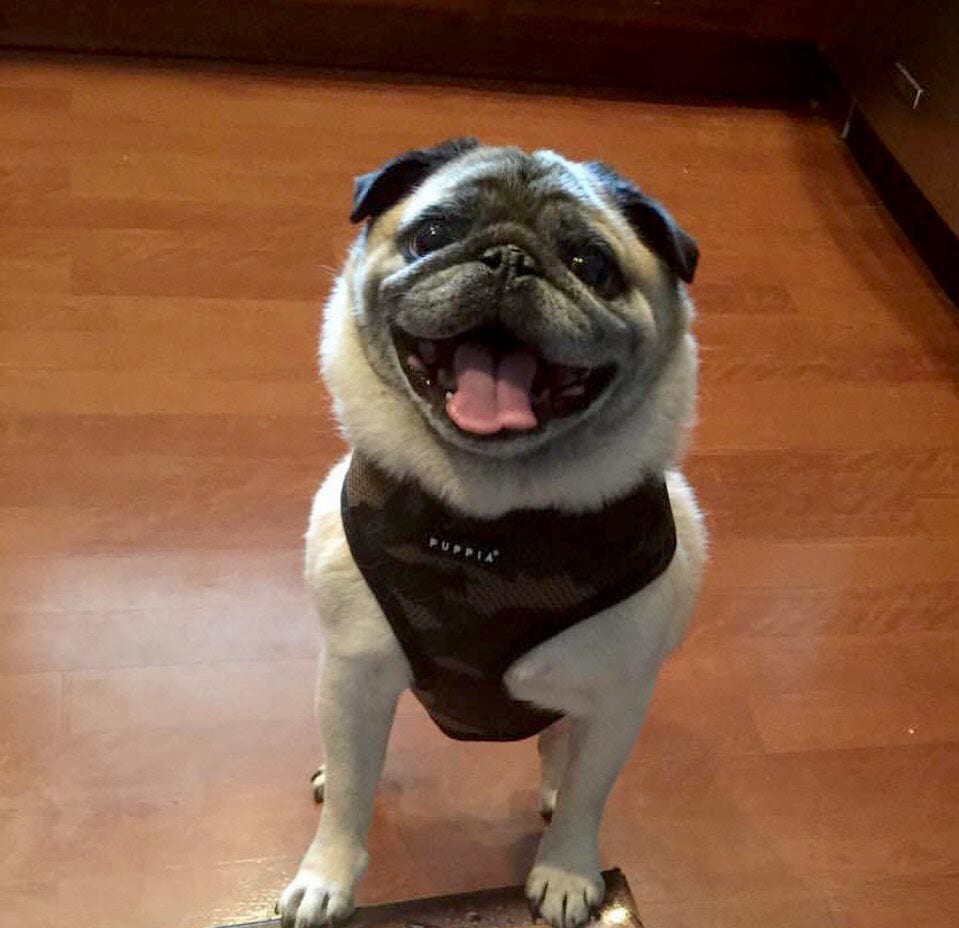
1,1,833,98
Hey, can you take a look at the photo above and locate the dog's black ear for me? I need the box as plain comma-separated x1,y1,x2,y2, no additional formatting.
350,138,480,224
586,161,698,283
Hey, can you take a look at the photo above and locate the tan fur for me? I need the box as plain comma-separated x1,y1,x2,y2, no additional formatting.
279,148,707,928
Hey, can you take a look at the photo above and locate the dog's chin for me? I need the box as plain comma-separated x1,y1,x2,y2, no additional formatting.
389,324,618,458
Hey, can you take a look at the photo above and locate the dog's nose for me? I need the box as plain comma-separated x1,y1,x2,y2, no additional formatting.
480,244,539,278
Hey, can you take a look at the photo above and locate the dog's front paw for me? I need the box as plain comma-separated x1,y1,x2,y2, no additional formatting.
278,868,356,928
526,863,604,928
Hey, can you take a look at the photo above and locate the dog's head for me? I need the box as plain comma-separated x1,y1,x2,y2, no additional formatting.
322,140,699,509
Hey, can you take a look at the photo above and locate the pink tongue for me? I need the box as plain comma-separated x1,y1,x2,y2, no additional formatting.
496,349,539,431
446,343,538,435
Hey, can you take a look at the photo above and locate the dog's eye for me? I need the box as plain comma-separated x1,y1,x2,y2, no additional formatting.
568,246,614,290
409,220,456,258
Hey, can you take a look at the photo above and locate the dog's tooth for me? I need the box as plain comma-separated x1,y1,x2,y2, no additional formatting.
406,353,432,389
418,340,437,364
557,383,586,398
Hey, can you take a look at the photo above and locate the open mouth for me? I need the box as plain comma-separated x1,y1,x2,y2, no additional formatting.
392,326,616,438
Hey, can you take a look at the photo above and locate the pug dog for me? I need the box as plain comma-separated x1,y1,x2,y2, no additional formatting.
278,139,706,928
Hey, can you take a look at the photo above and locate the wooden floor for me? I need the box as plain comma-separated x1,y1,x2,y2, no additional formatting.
2,55,958,928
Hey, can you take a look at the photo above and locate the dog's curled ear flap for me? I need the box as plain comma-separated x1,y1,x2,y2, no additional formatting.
586,161,698,283
350,137,480,225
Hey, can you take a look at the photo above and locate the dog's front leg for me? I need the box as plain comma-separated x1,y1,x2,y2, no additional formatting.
524,682,656,928
279,649,406,928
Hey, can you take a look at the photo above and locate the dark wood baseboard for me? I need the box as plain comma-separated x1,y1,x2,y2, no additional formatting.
1,2,827,100
844,107,959,308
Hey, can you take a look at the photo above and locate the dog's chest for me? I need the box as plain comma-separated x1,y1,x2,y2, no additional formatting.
341,454,676,741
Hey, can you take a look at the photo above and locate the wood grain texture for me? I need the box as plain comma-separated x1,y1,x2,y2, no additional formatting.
1,56,958,928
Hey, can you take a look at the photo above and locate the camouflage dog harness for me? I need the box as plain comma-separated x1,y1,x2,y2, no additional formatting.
341,454,677,741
